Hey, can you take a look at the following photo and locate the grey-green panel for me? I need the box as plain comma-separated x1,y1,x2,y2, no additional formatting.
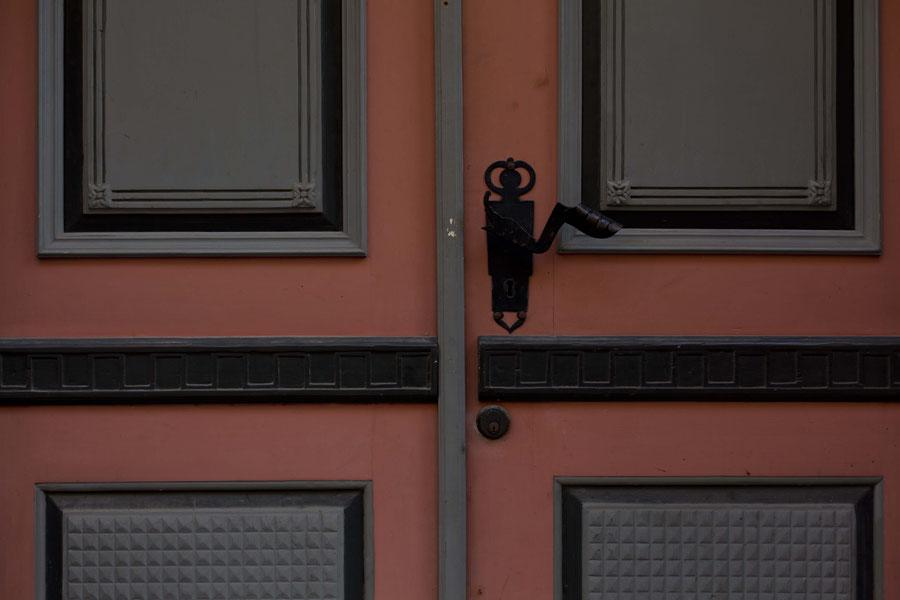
82,0,321,213
601,0,834,210
37,0,366,255
558,0,881,253
98,0,303,195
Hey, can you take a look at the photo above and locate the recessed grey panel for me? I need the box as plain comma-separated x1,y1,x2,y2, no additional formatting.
557,480,880,600
83,0,320,213
37,0,367,255
557,0,881,253
37,484,369,600
600,0,833,210
104,0,299,191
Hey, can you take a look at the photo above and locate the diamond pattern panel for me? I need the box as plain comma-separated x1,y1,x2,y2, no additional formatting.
584,504,855,599
63,509,343,600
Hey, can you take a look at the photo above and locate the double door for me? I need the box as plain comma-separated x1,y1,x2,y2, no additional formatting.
1,0,898,598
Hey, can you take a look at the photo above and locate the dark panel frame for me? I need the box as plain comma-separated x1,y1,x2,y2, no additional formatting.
554,477,883,600
0,337,437,404
480,336,900,402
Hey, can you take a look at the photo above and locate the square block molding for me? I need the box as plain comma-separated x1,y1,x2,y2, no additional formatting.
554,477,883,600
557,0,881,254
37,0,366,256
0,337,438,403
478,336,900,402
35,481,373,600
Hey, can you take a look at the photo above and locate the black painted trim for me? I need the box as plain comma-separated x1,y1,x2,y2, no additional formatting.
0,338,437,404
480,336,900,401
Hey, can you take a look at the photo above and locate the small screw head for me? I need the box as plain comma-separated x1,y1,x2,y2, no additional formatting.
517,310,527,320
493,312,504,321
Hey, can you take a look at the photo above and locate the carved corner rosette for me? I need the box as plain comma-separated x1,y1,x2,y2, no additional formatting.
606,179,631,206
292,182,317,208
808,180,833,207
87,183,111,209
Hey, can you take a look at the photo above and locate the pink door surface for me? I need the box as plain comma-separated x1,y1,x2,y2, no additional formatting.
0,0,439,598
463,0,899,598
2,0,900,598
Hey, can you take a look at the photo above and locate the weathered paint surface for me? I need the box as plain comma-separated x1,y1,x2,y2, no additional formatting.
463,0,900,598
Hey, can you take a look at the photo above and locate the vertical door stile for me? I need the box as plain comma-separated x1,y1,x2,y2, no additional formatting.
435,0,466,599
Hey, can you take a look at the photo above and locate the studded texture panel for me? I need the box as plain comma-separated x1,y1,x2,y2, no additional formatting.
584,504,854,599
63,509,344,600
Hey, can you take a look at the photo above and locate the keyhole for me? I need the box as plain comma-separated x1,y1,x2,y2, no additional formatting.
504,279,516,298
488,421,500,435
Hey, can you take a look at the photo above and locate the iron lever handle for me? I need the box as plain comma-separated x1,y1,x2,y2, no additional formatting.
483,157,622,334
483,197,621,253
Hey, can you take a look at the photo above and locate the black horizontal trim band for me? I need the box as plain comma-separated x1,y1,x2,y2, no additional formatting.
0,337,437,404
479,336,900,402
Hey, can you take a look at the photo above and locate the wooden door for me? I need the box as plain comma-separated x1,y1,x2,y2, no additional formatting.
3,0,900,598
463,0,898,598
0,0,438,599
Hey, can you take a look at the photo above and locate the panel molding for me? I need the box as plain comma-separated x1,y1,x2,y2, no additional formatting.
597,0,835,210
557,0,881,254
81,0,325,213
0,337,436,403
37,0,367,256
480,336,900,401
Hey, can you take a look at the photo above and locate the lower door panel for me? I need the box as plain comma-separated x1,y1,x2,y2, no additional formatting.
37,482,370,600
557,478,880,599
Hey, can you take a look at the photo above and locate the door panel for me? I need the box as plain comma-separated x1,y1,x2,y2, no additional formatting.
464,0,900,598
1,405,436,599
469,404,898,598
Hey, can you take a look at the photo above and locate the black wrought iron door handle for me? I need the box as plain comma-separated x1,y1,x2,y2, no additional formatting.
484,196,621,253
483,157,622,333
